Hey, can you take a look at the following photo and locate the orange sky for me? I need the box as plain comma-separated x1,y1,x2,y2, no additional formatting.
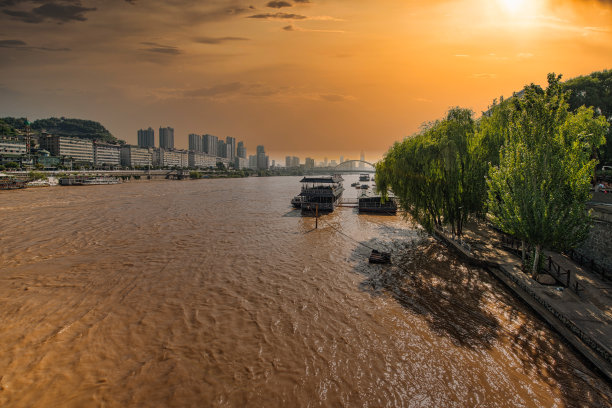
0,0,611,162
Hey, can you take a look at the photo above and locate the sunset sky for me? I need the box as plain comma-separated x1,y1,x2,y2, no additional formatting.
1,0,611,162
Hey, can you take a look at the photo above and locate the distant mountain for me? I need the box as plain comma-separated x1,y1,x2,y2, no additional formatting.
0,116,125,145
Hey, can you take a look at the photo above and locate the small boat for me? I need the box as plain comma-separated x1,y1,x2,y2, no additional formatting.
350,182,359,187
291,195,303,208
369,250,391,264
360,184,369,190
359,174,370,182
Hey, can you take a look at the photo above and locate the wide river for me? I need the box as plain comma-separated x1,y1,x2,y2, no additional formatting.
0,175,610,407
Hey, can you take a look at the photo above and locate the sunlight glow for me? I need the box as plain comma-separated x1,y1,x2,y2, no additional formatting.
499,0,526,14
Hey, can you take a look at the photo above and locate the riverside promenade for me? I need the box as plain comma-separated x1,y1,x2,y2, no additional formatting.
435,221,612,383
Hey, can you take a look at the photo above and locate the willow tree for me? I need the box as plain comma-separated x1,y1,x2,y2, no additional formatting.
377,107,485,237
487,73,608,276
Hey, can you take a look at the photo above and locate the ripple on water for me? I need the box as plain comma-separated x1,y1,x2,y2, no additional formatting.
0,177,610,407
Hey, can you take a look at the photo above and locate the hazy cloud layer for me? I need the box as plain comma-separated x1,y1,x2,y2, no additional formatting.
140,41,181,55
2,1,96,23
248,12,306,19
0,38,70,50
194,36,249,44
266,1,291,8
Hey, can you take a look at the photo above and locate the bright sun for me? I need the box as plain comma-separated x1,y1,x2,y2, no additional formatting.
499,0,525,14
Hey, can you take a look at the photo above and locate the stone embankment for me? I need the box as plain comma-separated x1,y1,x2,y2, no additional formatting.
434,221,612,383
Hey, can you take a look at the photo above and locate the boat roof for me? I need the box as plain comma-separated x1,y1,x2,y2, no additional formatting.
300,175,343,183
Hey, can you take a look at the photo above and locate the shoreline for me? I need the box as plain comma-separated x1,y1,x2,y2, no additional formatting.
434,224,612,383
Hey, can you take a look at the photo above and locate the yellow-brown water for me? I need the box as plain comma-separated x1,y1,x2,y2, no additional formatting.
0,176,610,407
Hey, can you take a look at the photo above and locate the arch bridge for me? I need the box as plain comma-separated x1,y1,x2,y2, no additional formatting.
332,159,377,173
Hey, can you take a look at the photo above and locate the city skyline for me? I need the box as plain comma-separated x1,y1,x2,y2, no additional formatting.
1,1,610,160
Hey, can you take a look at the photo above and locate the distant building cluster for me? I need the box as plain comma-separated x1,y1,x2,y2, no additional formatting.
0,126,260,171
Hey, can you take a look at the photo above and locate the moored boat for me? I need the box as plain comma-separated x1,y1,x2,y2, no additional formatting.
359,174,370,182
358,194,398,214
299,175,344,214
60,176,121,186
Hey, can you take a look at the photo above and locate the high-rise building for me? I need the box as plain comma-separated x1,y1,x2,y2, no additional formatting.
225,136,236,161
248,155,257,170
305,157,315,169
188,134,202,152
237,141,246,158
285,156,291,168
217,140,227,158
340,156,344,163
159,127,174,149
202,134,218,156
359,151,365,169
291,156,299,167
256,145,268,170
137,127,155,148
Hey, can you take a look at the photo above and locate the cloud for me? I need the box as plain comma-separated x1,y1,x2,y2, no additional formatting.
184,82,244,98
186,4,255,24
319,93,351,102
248,12,307,19
281,24,344,33
140,41,181,55
0,38,70,50
266,1,291,8
194,36,249,44
2,1,96,24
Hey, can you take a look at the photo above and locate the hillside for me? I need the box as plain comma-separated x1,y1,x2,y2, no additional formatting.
0,116,124,145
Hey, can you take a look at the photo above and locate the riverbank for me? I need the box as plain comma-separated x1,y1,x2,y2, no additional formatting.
434,220,612,383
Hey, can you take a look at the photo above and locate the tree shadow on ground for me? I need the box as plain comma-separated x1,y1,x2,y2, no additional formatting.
353,237,502,350
352,236,612,406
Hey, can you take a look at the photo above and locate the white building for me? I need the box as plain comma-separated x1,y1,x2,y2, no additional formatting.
188,151,216,168
121,145,152,167
39,135,94,163
154,148,188,168
0,139,26,155
94,143,121,166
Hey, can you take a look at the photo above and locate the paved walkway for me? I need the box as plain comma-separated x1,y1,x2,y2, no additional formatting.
435,221,612,382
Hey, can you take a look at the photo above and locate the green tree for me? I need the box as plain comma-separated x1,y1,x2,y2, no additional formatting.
377,107,485,237
487,74,608,276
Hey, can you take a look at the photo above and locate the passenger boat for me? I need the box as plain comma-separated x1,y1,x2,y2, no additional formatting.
359,174,370,182
59,176,121,186
299,175,344,214
360,184,369,190
350,182,360,187
358,194,398,214
0,178,27,190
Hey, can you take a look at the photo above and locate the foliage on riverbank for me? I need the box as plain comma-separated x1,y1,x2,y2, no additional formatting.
376,73,609,274
0,116,124,144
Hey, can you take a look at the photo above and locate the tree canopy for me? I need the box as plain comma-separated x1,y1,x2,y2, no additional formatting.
0,116,124,144
487,73,608,275
376,107,486,237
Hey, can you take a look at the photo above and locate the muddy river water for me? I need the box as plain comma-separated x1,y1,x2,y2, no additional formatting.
0,175,610,407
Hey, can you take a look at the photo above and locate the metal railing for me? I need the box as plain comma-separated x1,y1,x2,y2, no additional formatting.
499,235,585,295
567,249,611,282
